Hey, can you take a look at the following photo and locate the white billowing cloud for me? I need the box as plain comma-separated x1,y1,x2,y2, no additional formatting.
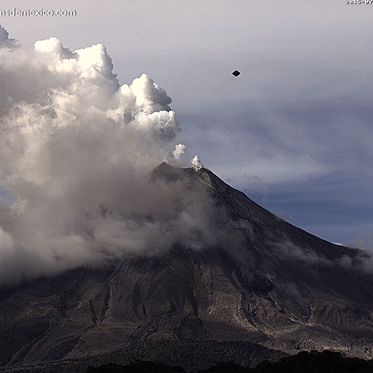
191,156,203,171
173,144,186,160
0,26,229,285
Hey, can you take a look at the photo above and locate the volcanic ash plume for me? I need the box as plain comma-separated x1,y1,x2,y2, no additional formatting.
173,144,186,160
191,156,203,171
0,26,227,284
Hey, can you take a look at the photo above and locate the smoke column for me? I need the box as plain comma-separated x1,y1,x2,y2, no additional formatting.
0,26,218,285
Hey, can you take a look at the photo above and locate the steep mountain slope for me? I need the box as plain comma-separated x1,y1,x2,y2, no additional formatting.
0,163,373,371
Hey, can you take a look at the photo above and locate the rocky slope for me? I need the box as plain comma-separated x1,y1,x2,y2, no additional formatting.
1,163,373,371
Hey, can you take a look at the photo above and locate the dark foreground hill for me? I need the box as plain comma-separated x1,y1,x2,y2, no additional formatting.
87,351,373,373
1,163,373,371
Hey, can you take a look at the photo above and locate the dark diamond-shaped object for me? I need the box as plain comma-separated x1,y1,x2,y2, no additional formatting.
232,70,241,77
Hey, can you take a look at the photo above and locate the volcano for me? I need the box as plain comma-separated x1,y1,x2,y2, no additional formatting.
1,163,373,372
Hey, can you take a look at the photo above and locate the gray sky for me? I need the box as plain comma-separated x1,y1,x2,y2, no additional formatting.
1,0,373,245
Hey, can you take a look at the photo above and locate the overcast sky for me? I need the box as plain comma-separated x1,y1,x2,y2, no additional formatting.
1,0,373,245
